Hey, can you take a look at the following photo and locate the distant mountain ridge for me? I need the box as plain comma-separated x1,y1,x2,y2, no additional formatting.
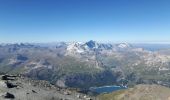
65,40,132,55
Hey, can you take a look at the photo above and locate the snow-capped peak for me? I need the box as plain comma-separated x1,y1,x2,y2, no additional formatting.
117,43,131,48
66,42,85,53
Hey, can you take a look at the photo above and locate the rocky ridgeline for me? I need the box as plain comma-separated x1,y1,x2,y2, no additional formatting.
0,74,94,100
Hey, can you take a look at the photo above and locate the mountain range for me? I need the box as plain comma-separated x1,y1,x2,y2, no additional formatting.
0,40,170,89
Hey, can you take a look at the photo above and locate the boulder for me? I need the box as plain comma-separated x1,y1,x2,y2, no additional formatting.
6,81,17,88
1,75,16,80
4,92,15,99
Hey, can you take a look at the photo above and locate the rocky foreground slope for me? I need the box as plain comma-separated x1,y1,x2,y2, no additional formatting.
98,84,170,100
0,74,94,100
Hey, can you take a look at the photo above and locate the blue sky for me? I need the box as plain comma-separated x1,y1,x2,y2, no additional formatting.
0,0,170,43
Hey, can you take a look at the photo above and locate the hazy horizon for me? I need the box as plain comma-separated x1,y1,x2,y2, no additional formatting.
1,40,170,44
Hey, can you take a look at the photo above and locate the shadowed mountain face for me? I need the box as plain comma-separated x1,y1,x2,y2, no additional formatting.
1,41,170,89
85,40,99,49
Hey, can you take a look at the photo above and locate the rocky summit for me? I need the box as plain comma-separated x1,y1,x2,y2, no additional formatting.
0,74,94,100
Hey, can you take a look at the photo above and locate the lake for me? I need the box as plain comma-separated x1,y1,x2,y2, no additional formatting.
89,85,127,94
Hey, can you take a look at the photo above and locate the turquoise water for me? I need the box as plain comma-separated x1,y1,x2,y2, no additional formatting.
90,85,127,94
